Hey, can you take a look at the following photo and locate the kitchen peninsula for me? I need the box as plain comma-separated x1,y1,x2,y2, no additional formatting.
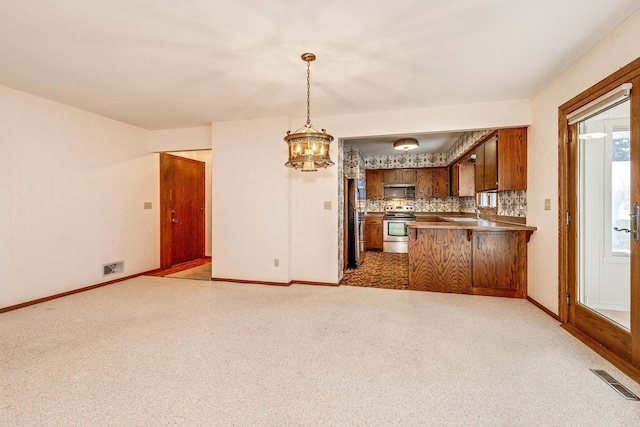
407,217,536,298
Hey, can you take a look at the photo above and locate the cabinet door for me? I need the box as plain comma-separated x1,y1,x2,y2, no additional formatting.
365,217,383,251
458,162,475,197
383,169,416,184
475,145,485,192
450,165,460,196
365,170,384,199
496,128,527,190
432,167,449,198
415,168,432,198
483,137,498,191
400,169,416,184
471,231,527,298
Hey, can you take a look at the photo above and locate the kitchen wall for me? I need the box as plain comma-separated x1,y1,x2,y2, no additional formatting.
527,7,640,314
0,84,158,309
358,127,527,217
343,145,365,180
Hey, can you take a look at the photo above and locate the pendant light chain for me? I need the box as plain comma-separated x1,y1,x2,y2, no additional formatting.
306,58,311,125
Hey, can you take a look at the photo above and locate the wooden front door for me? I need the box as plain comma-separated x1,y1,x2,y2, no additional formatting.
160,153,205,269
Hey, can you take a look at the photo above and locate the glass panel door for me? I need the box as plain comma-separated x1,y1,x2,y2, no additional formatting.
578,100,631,330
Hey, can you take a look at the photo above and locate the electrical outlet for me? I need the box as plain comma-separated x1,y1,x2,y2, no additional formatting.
324,201,332,210
144,202,152,209
274,258,279,267
544,198,551,210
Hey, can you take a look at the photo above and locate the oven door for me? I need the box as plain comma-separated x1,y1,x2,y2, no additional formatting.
383,219,413,253
383,220,409,241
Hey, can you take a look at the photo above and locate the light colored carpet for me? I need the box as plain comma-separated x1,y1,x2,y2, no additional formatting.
165,263,212,281
1,277,639,426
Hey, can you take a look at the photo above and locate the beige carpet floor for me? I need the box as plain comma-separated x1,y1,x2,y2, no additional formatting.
1,277,639,426
165,263,212,281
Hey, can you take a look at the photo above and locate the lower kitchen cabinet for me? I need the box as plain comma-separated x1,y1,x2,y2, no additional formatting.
408,226,532,298
471,231,527,298
365,216,383,251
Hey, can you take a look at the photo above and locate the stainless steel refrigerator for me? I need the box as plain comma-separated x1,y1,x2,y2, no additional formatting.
346,178,365,269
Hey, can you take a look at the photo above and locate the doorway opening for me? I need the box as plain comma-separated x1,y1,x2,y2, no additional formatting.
559,57,640,381
159,152,210,279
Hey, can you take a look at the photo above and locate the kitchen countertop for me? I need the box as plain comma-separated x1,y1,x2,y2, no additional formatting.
408,216,536,232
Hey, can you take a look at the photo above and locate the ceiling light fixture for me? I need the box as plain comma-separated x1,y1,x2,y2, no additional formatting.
393,138,419,152
284,53,334,172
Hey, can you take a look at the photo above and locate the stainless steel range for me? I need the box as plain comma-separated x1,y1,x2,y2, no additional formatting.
383,205,416,253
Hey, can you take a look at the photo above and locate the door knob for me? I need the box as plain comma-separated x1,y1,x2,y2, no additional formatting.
172,218,178,223
613,203,639,242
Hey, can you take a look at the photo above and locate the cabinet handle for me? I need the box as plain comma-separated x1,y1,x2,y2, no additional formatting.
477,236,481,250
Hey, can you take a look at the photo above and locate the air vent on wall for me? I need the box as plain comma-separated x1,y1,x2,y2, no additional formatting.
102,261,124,277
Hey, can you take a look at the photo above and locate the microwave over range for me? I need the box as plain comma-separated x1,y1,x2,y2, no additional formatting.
383,184,415,199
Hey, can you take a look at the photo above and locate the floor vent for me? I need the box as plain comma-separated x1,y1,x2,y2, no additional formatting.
102,261,124,277
591,369,639,400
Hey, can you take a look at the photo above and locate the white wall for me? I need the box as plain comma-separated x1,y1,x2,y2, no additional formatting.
0,85,158,309
149,126,212,152
528,8,640,314
211,117,291,283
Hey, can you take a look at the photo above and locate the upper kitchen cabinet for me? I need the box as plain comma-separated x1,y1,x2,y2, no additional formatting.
383,169,416,185
475,128,527,192
432,168,449,197
450,161,475,197
415,167,449,198
365,169,384,199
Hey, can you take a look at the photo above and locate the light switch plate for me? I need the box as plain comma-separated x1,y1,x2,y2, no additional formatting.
144,202,152,209
324,201,332,210
544,198,551,210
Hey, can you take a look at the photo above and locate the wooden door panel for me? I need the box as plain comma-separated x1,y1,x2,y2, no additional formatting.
160,153,205,269
415,168,432,198
432,167,449,198
366,170,384,199
484,137,498,191
472,231,526,298
475,146,485,192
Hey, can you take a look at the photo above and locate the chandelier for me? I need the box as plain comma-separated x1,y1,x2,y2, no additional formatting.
284,53,334,172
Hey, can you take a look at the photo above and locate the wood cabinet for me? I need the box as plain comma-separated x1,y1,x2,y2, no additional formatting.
383,169,416,184
451,161,475,197
415,168,432,198
415,167,449,198
408,226,531,298
365,216,383,251
408,228,472,293
365,170,384,200
471,231,527,298
475,128,527,192
432,167,449,197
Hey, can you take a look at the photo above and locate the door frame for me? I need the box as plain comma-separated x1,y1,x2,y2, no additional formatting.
558,56,640,381
160,153,206,269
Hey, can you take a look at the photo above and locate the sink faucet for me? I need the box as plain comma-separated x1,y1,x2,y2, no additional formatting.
475,207,481,220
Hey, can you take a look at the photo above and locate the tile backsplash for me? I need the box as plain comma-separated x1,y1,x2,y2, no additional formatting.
366,191,526,217
365,153,447,169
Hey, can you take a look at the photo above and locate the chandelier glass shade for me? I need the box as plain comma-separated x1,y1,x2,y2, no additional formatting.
285,53,334,172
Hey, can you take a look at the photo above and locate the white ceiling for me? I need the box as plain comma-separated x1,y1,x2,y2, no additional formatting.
344,131,466,157
1,0,639,135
